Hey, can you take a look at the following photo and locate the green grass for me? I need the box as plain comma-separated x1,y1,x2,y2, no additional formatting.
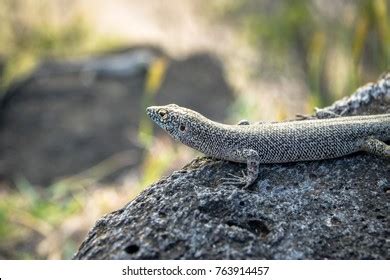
0,1,126,93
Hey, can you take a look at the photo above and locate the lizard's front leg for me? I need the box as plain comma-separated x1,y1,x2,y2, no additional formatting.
220,149,260,188
242,149,260,188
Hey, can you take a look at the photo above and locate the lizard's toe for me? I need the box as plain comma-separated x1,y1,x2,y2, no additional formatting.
218,171,252,187
219,174,245,187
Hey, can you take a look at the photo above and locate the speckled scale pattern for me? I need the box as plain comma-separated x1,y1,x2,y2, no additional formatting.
203,114,390,164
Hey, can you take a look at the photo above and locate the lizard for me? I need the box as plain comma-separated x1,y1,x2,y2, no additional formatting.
146,104,390,188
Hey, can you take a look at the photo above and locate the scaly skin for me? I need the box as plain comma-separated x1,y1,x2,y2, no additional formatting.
147,104,390,188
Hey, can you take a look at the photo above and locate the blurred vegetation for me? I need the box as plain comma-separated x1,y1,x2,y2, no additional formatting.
0,0,124,92
0,152,143,259
212,0,390,108
138,56,169,147
0,178,82,259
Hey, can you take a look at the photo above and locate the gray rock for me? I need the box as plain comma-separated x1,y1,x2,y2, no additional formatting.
74,74,390,260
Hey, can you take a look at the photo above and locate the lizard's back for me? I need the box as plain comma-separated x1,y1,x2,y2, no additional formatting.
215,114,390,163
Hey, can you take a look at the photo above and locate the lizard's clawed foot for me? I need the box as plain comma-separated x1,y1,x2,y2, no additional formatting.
218,171,253,188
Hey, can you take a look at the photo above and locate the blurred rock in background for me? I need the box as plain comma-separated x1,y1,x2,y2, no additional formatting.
0,47,233,186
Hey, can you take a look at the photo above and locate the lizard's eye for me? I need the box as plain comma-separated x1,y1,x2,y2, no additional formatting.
158,109,168,119
179,124,186,132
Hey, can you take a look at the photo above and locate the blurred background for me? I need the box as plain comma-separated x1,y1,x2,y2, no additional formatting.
0,0,389,259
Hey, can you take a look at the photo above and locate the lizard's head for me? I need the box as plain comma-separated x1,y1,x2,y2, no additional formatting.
146,104,205,143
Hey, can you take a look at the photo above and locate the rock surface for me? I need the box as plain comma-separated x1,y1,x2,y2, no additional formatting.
74,74,390,260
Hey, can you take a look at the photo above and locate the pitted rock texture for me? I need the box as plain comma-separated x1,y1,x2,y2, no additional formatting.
74,74,390,260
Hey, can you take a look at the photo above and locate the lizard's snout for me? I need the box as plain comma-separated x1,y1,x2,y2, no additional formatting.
146,106,165,126
146,106,157,118
146,106,153,115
